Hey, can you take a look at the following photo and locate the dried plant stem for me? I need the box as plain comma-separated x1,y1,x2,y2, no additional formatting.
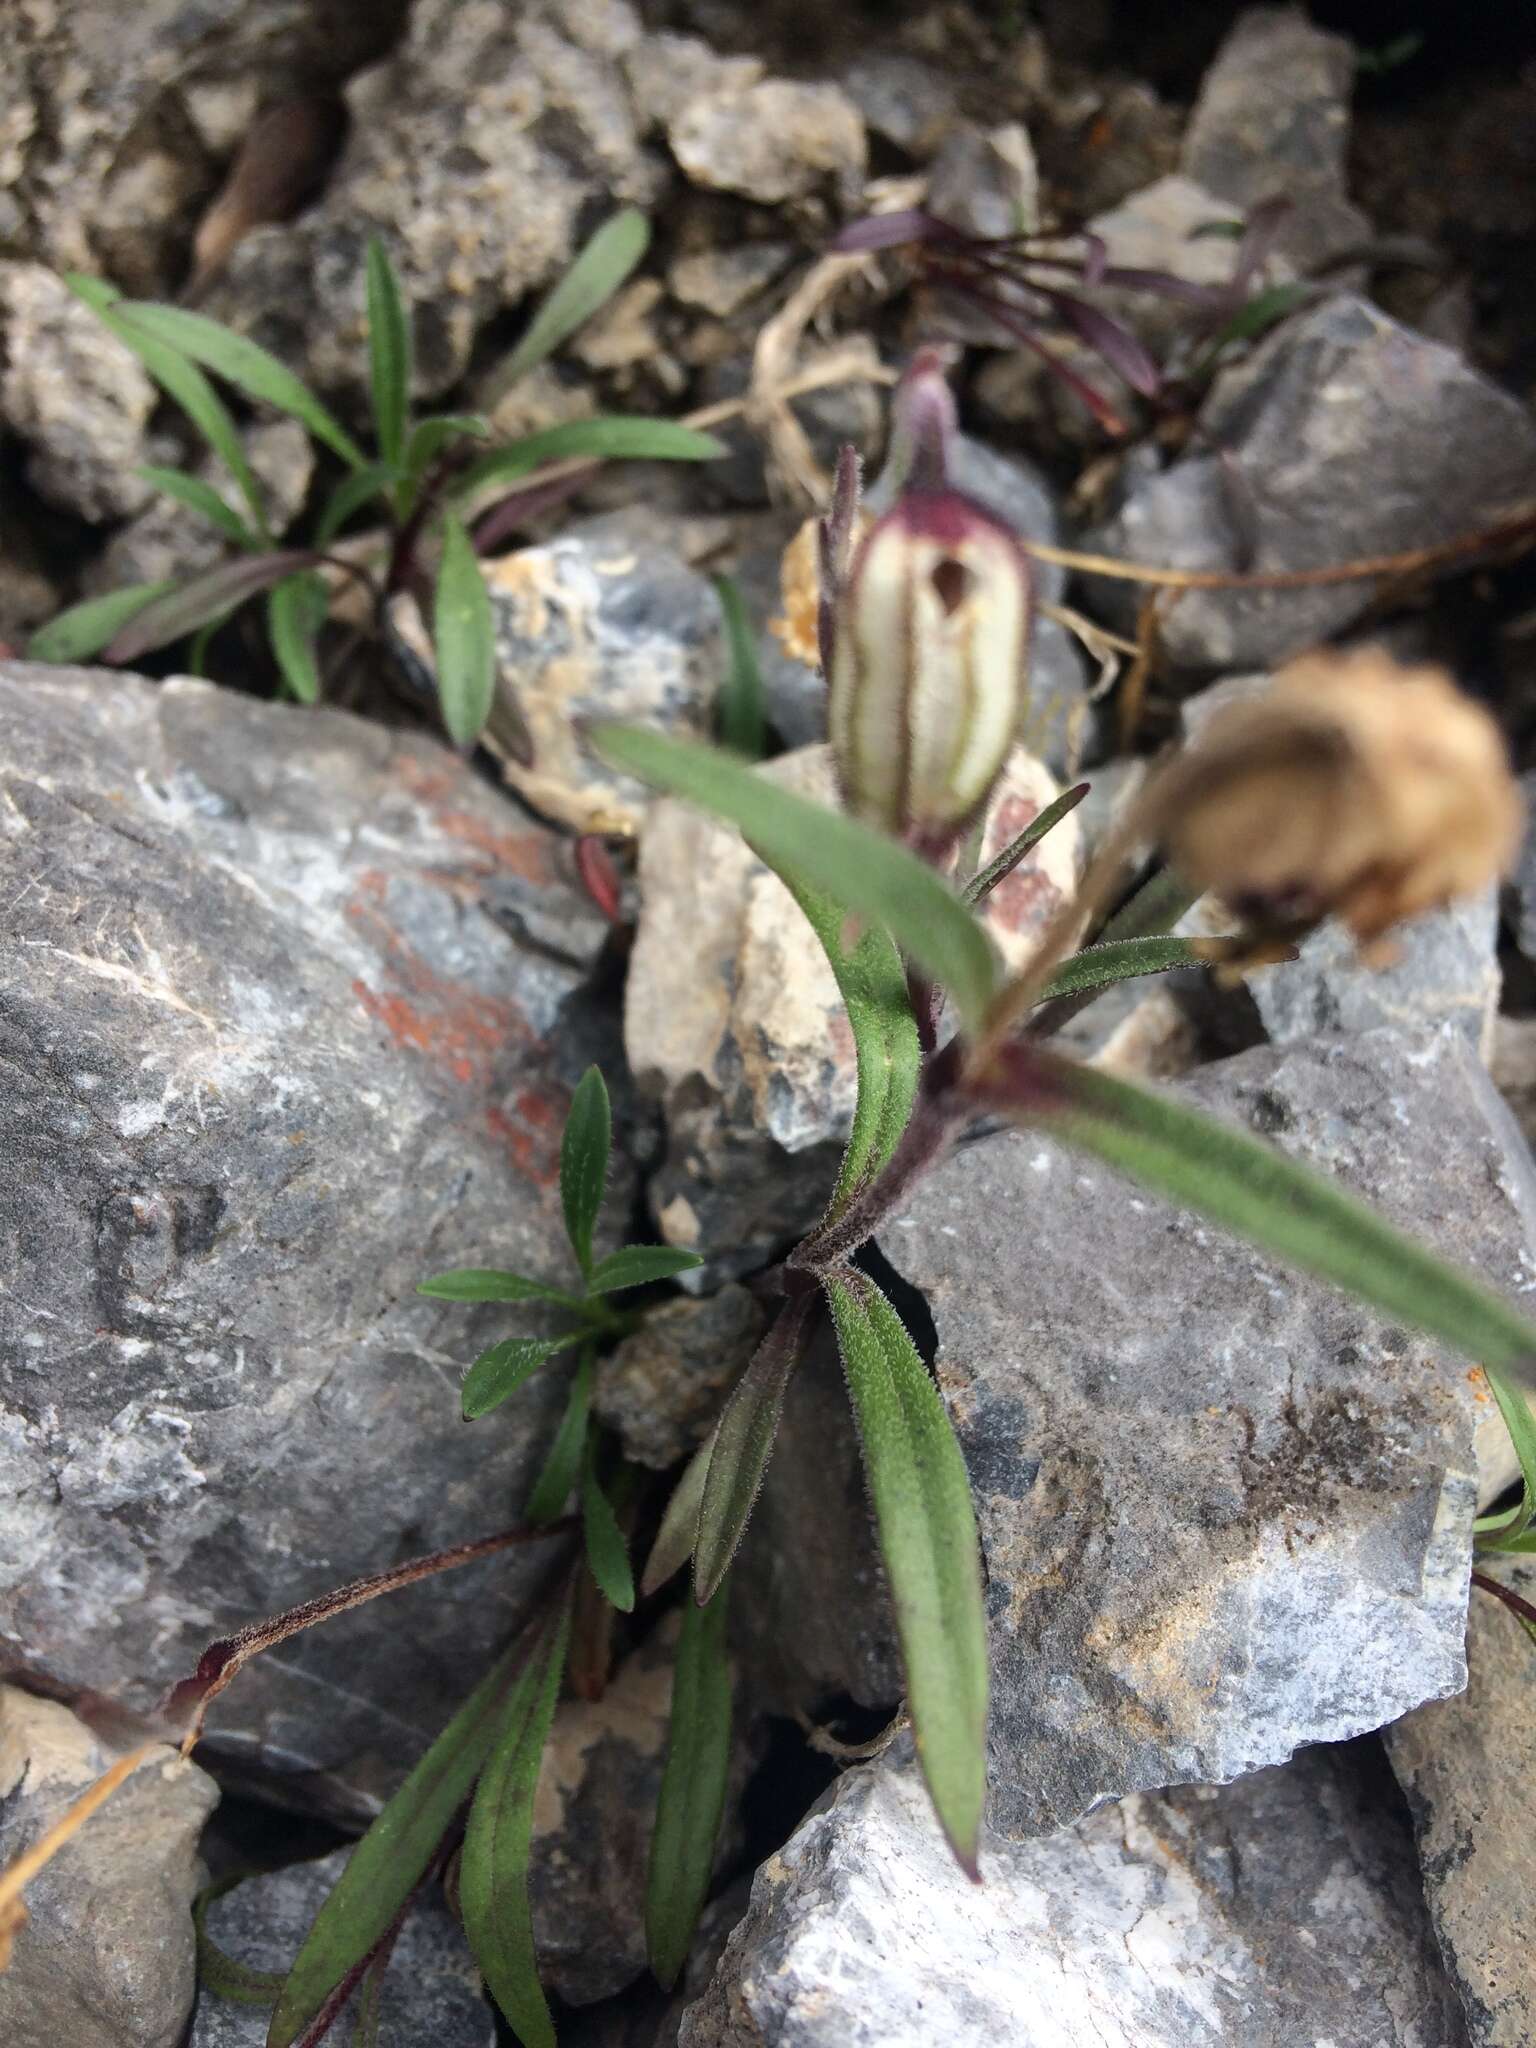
1018,500,1536,590
160,1518,574,1751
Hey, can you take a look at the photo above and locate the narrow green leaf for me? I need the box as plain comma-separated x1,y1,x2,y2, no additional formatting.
433,514,497,746
365,235,412,471
102,550,318,664
112,300,367,470
1206,280,1315,354
418,1267,587,1310
456,418,725,503
138,465,261,547
695,1298,811,1604
641,1437,714,1598
825,1273,988,1874
462,1333,581,1422
594,727,1001,1031
646,1582,732,1989
267,1637,531,2046
527,1347,595,1524
962,782,1089,905
26,581,176,664
1475,1366,1536,1549
492,207,651,393
67,274,269,535
782,874,921,1219
581,1449,635,1612
457,1602,572,2048
1035,935,1231,1003
586,1245,705,1294
193,1875,286,2008
314,462,398,546
403,413,490,480
713,574,767,760
560,1066,611,1281
266,570,330,704
1018,1050,1536,1389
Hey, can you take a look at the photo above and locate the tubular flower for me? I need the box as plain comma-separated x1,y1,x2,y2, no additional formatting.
1142,648,1523,953
828,489,1032,843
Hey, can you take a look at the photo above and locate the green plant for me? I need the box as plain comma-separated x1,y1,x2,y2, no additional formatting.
32,352,1536,2047
30,213,724,746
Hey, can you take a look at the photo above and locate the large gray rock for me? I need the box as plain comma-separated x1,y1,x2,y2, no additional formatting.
1086,295,1536,671
1182,5,1369,272
668,79,865,206
0,261,156,521
1386,1560,1536,2048
883,1028,1529,1837
0,667,625,1812
480,528,724,836
0,1686,219,2048
190,1845,494,2047
1245,894,1501,1059
200,0,665,401
679,1739,1466,2048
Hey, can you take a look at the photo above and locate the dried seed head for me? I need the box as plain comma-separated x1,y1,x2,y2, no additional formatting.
828,489,1032,841
1144,649,1522,952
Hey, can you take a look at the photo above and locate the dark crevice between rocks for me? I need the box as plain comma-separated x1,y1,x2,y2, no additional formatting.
857,1236,938,1371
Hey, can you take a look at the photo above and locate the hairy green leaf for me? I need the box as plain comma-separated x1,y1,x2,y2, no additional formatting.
67,275,269,535
825,1272,988,1874
418,1268,586,1309
138,466,261,547
459,1602,571,2048
1475,1366,1536,1549
641,1437,713,1598
580,1451,635,1612
646,1583,732,1989
27,582,176,664
561,1066,611,1281
962,782,1089,905
586,1245,705,1294
713,574,767,760
433,514,496,746
491,207,651,393
695,1298,811,1604
1012,1050,1536,1390
527,1347,595,1524
782,874,921,1219
365,235,412,471
267,1638,531,2046
266,570,330,705
111,300,367,470
1098,865,1200,945
462,1333,582,1422
1035,935,1230,1003
456,418,725,503
104,551,318,663
594,727,1001,1031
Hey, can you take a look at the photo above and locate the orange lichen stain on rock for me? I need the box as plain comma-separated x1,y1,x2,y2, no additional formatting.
485,1088,566,1189
390,754,559,885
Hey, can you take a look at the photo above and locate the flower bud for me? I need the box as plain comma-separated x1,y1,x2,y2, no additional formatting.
828,489,1032,841
1142,649,1522,952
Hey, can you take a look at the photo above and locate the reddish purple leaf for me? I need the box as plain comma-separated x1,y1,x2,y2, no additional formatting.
104,550,319,663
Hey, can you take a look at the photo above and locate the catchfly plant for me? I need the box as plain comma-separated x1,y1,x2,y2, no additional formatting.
14,351,1536,2048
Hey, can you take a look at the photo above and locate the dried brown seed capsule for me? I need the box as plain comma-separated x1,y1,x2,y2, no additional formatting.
1143,649,1523,952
